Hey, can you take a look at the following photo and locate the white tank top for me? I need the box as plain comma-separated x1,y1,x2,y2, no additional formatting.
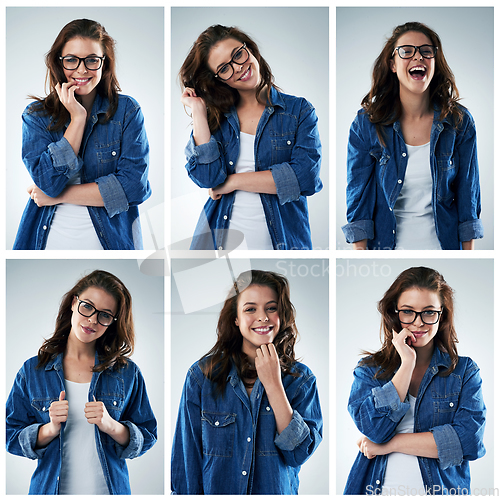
382,394,426,494
394,142,441,250
226,132,273,250
59,380,109,495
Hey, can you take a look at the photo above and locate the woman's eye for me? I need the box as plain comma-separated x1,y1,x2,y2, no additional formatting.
86,57,99,64
82,302,93,311
219,64,230,75
267,307,277,312
400,309,414,315
244,307,256,313
65,57,78,64
422,311,436,316
234,49,244,62
100,312,112,320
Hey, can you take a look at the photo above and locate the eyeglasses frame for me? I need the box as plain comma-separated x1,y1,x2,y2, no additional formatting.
76,297,117,327
392,44,438,60
395,309,442,325
59,55,106,71
214,43,250,81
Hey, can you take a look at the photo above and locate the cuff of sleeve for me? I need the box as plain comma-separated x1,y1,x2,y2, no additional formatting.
431,424,463,469
372,382,410,422
186,136,220,165
458,219,484,242
274,410,309,451
342,220,374,243
270,163,301,204
96,174,129,217
19,423,46,460
48,137,83,173
115,421,144,459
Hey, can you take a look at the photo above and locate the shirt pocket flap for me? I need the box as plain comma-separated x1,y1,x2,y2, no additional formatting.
201,411,236,428
31,398,55,413
99,395,125,414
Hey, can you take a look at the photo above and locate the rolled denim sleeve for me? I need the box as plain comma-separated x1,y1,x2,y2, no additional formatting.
274,371,323,467
344,112,377,243
430,359,486,470
96,100,151,217
185,135,229,188
348,362,409,444
270,102,322,205
454,110,484,242
22,105,83,197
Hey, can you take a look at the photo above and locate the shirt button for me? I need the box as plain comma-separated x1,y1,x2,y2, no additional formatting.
223,215,228,220
113,401,117,406
287,140,291,145
218,246,223,250
449,402,454,408
393,230,396,235
42,407,46,411
402,152,407,157
215,421,220,426
242,471,247,476
266,406,271,411
247,437,251,442
376,480,381,485
389,207,393,211
449,160,453,165
229,161,234,166
43,225,47,230
111,151,117,156
397,179,402,184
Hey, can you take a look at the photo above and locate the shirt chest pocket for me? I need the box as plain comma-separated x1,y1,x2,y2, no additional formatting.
270,136,295,165
201,411,236,457
98,395,125,420
31,397,57,424
436,155,457,202
256,404,277,456
370,149,391,181
94,141,121,177
430,375,461,426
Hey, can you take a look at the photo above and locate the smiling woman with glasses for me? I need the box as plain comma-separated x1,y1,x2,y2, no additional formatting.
178,25,322,250
6,270,157,494
344,266,486,494
342,22,483,251
13,18,151,250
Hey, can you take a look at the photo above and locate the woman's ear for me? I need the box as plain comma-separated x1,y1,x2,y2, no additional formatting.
389,58,396,73
235,318,239,327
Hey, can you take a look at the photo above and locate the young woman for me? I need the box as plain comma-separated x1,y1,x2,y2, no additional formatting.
179,25,322,250
342,22,483,250
14,19,151,250
344,267,485,494
171,270,323,494
6,270,157,494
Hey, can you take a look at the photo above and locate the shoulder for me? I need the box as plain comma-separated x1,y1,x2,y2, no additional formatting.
455,354,480,374
287,361,317,385
275,90,315,114
117,94,142,109
113,94,144,121
351,108,374,129
109,357,142,379
22,101,50,121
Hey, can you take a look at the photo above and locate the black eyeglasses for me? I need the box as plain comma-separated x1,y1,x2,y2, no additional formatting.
214,43,250,81
393,45,438,60
59,55,105,71
395,309,442,325
76,297,116,327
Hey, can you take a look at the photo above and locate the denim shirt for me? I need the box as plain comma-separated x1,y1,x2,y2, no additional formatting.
171,359,323,494
342,107,483,249
14,93,152,250
6,353,157,495
344,348,486,494
184,87,322,250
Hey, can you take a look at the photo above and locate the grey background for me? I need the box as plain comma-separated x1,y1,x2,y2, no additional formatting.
6,259,164,494
171,7,329,250
171,258,329,494
6,7,165,250
336,258,493,493
336,7,494,250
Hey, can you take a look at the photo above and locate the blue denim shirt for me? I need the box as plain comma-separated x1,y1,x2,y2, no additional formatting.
185,87,322,250
171,359,323,494
342,107,483,249
6,353,157,495
344,348,486,494
14,93,152,250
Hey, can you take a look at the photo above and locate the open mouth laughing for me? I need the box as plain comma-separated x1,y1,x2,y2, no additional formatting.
408,65,427,80
252,325,274,335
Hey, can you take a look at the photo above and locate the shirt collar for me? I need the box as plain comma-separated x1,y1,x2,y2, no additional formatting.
224,86,284,119
44,350,101,370
430,345,452,369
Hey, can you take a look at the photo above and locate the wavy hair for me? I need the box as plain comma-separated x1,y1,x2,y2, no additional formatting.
30,19,121,131
179,24,279,133
37,270,134,372
359,267,458,378
362,22,463,146
201,270,299,394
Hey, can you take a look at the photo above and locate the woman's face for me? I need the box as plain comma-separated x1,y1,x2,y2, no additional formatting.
235,284,280,356
70,286,117,346
390,31,435,98
207,37,261,91
396,287,442,349
61,37,104,98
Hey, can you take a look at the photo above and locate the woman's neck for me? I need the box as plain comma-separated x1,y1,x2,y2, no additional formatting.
414,340,434,368
65,335,97,362
237,85,267,109
399,88,433,121
77,91,96,116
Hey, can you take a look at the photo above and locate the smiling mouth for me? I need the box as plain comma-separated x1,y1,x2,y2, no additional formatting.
238,65,251,81
73,78,92,86
409,65,427,80
252,326,274,335
81,325,96,335
411,331,428,337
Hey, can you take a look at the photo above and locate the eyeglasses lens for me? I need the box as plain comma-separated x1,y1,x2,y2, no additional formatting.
398,45,436,59
398,310,439,325
62,57,102,71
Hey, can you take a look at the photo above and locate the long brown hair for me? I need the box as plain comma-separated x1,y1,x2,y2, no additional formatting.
179,24,279,133
30,19,121,131
362,22,463,145
37,270,134,372
359,266,458,378
201,270,299,394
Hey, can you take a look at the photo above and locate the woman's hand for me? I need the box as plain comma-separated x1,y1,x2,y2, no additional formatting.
85,397,130,446
392,328,417,366
255,343,282,392
357,435,390,459
36,391,68,447
55,82,87,121
180,87,207,113
27,184,59,207
208,176,235,200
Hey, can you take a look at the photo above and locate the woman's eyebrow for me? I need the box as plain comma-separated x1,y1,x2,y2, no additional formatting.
62,53,100,57
398,304,440,309
81,298,114,313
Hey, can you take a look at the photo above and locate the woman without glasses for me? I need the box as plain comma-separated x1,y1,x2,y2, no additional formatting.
14,19,151,250
344,267,485,494
342,22,483,250
179,25,322,250
6,270,157,494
